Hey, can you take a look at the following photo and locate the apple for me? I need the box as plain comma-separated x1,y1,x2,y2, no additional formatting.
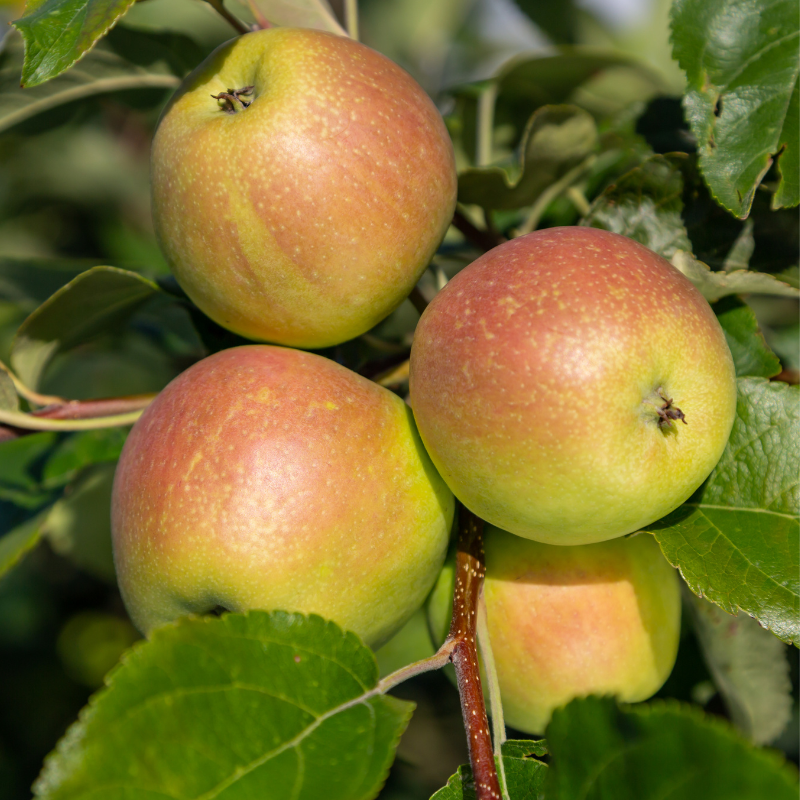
151,27,457,349
111,346,454,647
427,529,681,734
409,227,737,545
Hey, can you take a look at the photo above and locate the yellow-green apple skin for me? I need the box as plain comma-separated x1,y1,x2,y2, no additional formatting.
111,346,454,647
427,530,681,734
151,28,457,349
409,227,737,545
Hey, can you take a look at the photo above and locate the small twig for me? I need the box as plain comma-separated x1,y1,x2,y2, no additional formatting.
408,285,430,315
372,360,409,388
452,208,503,253
477,593,509,799
448,507,502,800
378,640,456,693
0,360,64,407
204,0,250,35
476,83,498,167
245,0,272,29
344,0,359,39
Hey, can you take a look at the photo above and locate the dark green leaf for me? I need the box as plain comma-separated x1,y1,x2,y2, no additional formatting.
431,739,548,800
671,0,800,216
104,24,206,78
647,378,799,644
714,297,782,378
42,462,116,582
0,33,179,134
12,0,138,87
34,611,413,800
458,105,597,209
42,428,127,488
0,258,89,310
511,0,577,44
0,432,58,507
11,266,161,390
671,251,800,302
0,507,50,577
544,696,797,799
580,154,691,259
687,591,792,745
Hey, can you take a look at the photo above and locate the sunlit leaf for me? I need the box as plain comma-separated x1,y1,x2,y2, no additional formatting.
35,611,413,800
246,0,346,35
714,297,782,379
671,0,800,216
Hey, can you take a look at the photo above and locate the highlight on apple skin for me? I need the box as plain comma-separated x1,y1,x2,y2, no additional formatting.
427,529,681,734
111,346,455,648
410,226,738,546
151,27,457,349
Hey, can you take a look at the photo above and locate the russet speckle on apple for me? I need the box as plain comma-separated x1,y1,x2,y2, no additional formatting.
410,227,738,545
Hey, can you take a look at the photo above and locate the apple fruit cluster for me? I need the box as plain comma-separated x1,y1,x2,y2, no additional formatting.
113,27,738,735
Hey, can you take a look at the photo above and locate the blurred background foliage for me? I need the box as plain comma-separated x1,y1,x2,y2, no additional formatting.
0,0,797,797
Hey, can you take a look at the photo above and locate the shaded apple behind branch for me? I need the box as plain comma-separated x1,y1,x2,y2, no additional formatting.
151,28,457,349
427,530,681,735
410,227,738,545
111,346,455,647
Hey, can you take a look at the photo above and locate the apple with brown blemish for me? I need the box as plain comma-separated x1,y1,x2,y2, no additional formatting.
409,227,737,545
427,529,681,734
111,346,454,646
151,27,457,349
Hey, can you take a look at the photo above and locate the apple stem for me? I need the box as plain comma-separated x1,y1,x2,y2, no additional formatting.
448,507,503,800
203,0,251,35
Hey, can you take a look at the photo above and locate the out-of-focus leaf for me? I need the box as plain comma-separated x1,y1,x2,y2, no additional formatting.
672,251,800,303
0,33,179,134
0,507,49,577
42,428,127,488
458,105,597,209
646,378,799,644
0,370,18,411
246,0,346,35
104,24,205,77
581,154,691,259
11,266,160,391
511,0,577,44
671,0,800,216
687,591,792,745
42,462,116,582
723,219,755,272
0,431,57,507
11,0,137,87
545,696,797,799
0,259,90,309
431,740,548,800
714,297,782,379
34,611,413,800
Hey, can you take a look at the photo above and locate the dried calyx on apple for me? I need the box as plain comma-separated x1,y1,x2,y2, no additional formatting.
409,226,738,546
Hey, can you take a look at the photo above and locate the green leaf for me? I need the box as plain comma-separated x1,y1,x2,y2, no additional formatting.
12,0,139,88
0,258,89,310
34,611,413,800
646,378,799,644
11,266,161,391
42,462,117,582
42,428,127,488
671,251,800,303
714,297,782,378
0,33,179,134
687,591,792,745
103,24,206,78
0,431,58,507
431,740,548,800
0,507,50,577
544,696,797,799
458,105,597,209
245,0,347,35
671,0,800,217
0,370,19,412
580,154,692,259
